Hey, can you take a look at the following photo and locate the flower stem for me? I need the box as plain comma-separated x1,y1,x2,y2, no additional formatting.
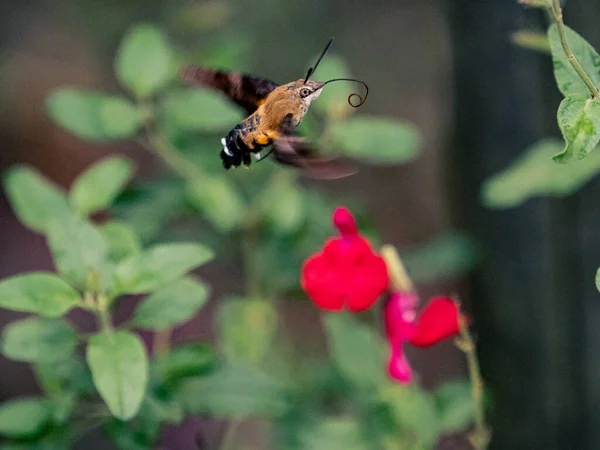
153,329,172,356
548,0,600,98
456,312,491,450
380,245,414,293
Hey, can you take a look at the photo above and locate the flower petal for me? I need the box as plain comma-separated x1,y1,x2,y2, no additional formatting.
387,346,413,384
409,297,461,347
384,291,418,342
301,253,344,311
333,207,358,238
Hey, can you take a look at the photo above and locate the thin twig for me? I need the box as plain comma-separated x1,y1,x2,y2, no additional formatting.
153,328,172,356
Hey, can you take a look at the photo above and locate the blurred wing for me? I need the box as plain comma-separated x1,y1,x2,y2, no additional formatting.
273,115,357,179
180,66,279,115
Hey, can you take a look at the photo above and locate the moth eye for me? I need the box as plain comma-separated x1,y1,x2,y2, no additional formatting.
300,88,311,98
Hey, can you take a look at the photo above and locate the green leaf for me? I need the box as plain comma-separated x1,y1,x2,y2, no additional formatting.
133,277,210,330
0,273,80,317
176,364,289,418
327,116,421,164
0,397,52,438
403,232,479,283
3,166,70,233
116,24,174,99
596,266,600,293
162,88,243,132
218,297,278,365
100,221,142,262
257,172,304,233
548,24,600,97
310,55,357,119
555,95,600,162
70,156,135,216
86,331,149,420
46,90,141,140
298,418,368,450
324,313,388,390
1,318,77,364
35,358,95,396
482,139,600,208
46,214,109,290
434,380,476,433
152,343,215,386
380,384,439,449
114,243,214,294
186,176,246,232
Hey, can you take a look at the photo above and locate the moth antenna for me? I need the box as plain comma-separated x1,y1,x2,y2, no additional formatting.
304,37,334,84
319,78,369,107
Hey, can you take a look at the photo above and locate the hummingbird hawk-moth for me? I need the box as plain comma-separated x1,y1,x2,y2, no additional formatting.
180,38,368,179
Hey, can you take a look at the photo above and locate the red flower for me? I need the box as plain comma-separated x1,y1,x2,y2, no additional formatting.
301,207,389,312
384,292,463,384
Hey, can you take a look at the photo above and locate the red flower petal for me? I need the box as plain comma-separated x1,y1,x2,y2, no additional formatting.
384,291,418,343
333,207,358,238
301,253,345,311
387,346,413,384
409,297,461,347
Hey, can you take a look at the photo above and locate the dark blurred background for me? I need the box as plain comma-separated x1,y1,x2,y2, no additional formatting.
0,0,599,449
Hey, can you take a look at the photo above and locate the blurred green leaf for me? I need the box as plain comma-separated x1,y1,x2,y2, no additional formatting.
380,384,439,449
328,116,421,164
324,313,388,390
554,95,600,162
162,88,243,132
47,214,109,290
3,166,70,233
258,172,305,233
1,318,77,364
186,176,246,232
152,343,215,386
46,90,141,140
548,24,600,97
70,156,135,216
0,273,80,317
434,379,476,433
596,266,600,293
114,243,213,294
176,364,289,418
298,417,368,450
100,220,142,262
35,358,95,396
115,24,174,99
133,276,210,330
511,30,551,54
0,397,52,438
218,297,278,365
403,232,479,283
310,55,356,119
87,331,149,420
482,139,600,208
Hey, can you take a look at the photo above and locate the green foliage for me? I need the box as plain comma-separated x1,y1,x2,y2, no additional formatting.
86,331,149,420
133,277,210,330
0,398,52,438
554,95,600,162
257,172,305,233
152,343,215,386
298,417,368,450
310,55,356,119
434,380,476,433
46,90,141,140
1,318,77,364
482,139,600,208
100,221,142,262
328,116,421,164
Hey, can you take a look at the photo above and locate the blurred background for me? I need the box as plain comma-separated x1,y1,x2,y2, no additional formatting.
0,0,599,449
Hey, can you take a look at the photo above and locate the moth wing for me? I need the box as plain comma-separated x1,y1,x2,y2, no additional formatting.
180,67,279,115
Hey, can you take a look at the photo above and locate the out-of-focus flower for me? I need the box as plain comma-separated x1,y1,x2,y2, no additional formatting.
384,293,463,384
301,207,389,312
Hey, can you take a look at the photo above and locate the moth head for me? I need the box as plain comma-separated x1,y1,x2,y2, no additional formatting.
294,79,324,104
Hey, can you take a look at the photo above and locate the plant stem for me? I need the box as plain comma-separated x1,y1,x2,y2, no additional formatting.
549,0,600,98
219,419,241,450
456,312,491,450
96,295,114,334
153,328,172,356
380,245,414,293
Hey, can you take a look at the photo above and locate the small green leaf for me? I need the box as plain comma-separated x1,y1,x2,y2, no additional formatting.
548,24,600,97
70,156,135,216
328,116,421,164
482,139,600,208
86,331,149,420
0,397,52,438
324,313,388,390
596,266,600,293
46,90,141,140
176,364,289,418
1,318,77,364
116,24,174,99
186,176,246,232
310,55,356,119
218,297,278,365
100,221,142,262
0,273,80,317
555,95,600,162
299,418,368,450
434,380,476,433
114,242,214,294
162,88,243,132
152,343,215,386
46,214,109,290
133,277,210,330
257,172,304,233
3,166,70,233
